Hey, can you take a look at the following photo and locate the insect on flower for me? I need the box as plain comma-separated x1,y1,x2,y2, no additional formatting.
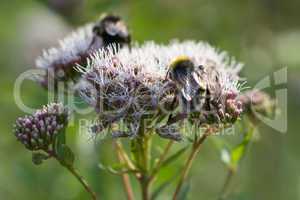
91,14,131,50
167,56,206,101
166,56,207,113
35,14,131,89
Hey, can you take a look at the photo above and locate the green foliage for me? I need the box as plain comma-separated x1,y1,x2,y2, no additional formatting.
159,146,188,169
221,125,254,171
32,152,49,165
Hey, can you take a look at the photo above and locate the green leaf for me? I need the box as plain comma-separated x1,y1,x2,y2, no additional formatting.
56,145,75,167
160,146,188,169
54,128,66,157
98,162,136,175
151,174,178,200
32,152,49,165
230,126,254,169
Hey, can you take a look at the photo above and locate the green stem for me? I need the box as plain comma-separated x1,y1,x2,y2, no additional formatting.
218,168,235,200
140,176,150,200
49,150,97,200
64,164,97,200
131,120,152,200
218,123,255,200
115,141,135,200
149,140,174,182
172,133,208,200
115,140,138,177
137,134,151,200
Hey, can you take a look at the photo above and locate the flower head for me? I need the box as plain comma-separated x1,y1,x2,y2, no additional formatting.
238,90,275,122
77,41,243,137
35,14,131,89
14,103,68,151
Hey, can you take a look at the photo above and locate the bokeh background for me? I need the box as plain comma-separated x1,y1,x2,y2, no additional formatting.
0,0,299,199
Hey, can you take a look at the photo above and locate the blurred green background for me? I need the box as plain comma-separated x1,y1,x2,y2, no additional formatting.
0,0,299,199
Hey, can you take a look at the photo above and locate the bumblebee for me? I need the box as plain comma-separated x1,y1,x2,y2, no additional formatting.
91,14,131,49
167,56,206,102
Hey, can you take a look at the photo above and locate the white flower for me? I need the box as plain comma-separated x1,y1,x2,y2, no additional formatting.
36,23,94,71
34,15,131,89
77,40,244,135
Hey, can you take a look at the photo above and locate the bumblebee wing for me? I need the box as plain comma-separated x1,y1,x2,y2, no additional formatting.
181,87,192,101
192,71,206,90
180,77,200,101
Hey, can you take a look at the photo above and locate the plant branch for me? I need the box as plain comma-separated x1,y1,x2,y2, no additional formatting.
64,164,97,200
218,168,235,200
115,140,135,200
48,150,97,200
172,131,209,200
149,140,174,182
137,134,151,200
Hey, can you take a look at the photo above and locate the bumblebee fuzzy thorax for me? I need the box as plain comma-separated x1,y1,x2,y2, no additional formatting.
168,56,194,82
169,56,193,70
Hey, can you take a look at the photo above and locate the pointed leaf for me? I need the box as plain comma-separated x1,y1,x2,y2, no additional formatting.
160,146,188,169
151,174,178,200
54,128,66,157
98,162,137,175
56,145,75,166
230,126,254,168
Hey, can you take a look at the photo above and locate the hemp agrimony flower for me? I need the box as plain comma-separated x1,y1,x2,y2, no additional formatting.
77,41,244,138
13,103,68,151
35,14,131,89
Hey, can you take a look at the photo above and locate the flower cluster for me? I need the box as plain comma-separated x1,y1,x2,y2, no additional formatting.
14,103,69,151
35,14,131,89
77,41,244,138
238,90,275,122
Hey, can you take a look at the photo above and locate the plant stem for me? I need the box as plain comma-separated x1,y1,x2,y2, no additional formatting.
218,168,235,200
137,134,151,200
48,150,97,200
115,141,135,200
115,140,139,177
218,123,255,200
133,121,152,200
65,164,97,200
172,133,208,200
140,177,150,200
149,140,174,182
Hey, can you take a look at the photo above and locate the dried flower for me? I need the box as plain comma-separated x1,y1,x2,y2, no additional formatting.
35,14,131,89
77,41,243,138
13,103,68,151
